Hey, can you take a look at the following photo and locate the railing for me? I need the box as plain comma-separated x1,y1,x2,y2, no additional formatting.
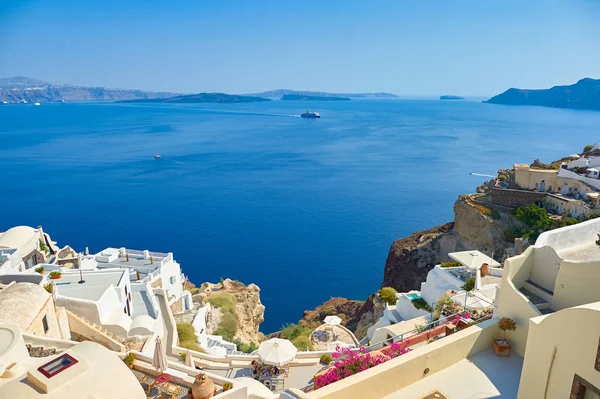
364,295,497,353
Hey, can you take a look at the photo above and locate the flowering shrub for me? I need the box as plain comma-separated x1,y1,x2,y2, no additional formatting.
381,342,412,359
314,345,409,389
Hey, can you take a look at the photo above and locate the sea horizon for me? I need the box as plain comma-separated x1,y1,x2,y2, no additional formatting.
2,99,599,332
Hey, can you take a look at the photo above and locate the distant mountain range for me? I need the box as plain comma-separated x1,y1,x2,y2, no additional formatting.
0,76,398,104
281,94,350,101
484,78,600,110
245,89,398,99
117,93,269,104
0,76,180,103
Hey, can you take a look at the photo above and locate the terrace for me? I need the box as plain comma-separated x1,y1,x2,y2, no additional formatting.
382,348,523,399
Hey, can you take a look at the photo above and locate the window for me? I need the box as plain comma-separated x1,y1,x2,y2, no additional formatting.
38,354,78,378
169,276,176,285
42,315,49,334
572,375,600,399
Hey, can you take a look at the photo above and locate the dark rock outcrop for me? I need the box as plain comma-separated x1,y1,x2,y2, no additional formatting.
382,222,455,293
484,78,600,111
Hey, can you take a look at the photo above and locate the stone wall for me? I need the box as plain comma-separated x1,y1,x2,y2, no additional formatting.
489,188,547,208
170,297,183,314
22,249,45,268
151,278,162,289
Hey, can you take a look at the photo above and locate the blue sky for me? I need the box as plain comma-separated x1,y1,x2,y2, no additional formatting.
1,0,599,96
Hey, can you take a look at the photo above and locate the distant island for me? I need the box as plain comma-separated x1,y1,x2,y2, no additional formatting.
246,89,397,99
484,78,600,111
117,92,270,104
0,76,180,103
439,95,465,100
281,94,350,101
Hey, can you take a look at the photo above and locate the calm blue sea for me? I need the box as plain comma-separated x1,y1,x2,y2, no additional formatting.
1,100,599,332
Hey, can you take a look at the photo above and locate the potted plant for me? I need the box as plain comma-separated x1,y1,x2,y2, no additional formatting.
35,266,45,274
222,382,232,392
494,317,517,357
124,352,136,369
192,372,214,399
49,271,62,279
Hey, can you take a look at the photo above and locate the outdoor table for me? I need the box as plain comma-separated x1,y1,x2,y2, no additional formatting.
147,373,171,394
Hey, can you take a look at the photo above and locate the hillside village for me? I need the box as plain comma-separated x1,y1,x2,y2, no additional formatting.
0,145,600,398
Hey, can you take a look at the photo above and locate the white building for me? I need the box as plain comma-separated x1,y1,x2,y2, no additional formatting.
367,250,502,341
54,268,162,340
94,247,193,314
0,248,25,274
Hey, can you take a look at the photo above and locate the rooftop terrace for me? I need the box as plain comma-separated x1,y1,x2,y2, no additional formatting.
382,348,523,399
55,270,126,301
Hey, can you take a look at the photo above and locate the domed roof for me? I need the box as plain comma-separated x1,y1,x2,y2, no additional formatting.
0,226,37,249
0,282,50,331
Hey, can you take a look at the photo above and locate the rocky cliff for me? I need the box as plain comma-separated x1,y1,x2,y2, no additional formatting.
190,279,265,345
382,194,522,292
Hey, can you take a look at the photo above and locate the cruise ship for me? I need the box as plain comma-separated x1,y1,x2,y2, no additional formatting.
301,110,320,118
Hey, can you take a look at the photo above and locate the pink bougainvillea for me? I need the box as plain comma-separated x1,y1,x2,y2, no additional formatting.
381,342,412,359
315,344,410,389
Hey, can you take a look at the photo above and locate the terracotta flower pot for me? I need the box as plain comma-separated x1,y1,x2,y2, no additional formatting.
480,263,490,277
493,339,511,357
192,373,214,399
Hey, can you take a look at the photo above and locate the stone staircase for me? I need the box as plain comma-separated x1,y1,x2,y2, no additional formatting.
66,310,126,351
521,279,555,314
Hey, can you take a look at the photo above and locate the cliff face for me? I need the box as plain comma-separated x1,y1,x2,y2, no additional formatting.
196,279,265,344
382,195,520,292
300,297,365,329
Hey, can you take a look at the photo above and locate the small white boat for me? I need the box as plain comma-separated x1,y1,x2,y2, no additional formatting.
34,102,41,106
154,154,161,159
1,101,7,105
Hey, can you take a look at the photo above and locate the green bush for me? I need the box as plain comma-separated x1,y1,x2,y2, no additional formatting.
176,322,206,353
490,209,501,220
512,204,552,241
280,323,312,341
49,271,62,278
177,322,198,342
411,298,432,312
179,340,205,353
584,144,593,153
378,287,398,305
319,305,336,317
39,239,48,252
233,338,257,353
292,336,314,351
44,283,53,293
205,294,237,315
214,312,238,341
440,261,461,268
35,266,44,273
320,354,333,364
462,277,475,292
124,352,136,367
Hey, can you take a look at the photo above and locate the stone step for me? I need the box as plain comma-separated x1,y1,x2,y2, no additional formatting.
523,280,554,304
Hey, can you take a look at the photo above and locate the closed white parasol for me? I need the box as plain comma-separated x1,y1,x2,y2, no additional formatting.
153,336,168,374
257,338,298,366
184,349,195,368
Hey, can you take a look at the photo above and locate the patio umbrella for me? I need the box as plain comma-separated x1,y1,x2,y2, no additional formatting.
324,315,342,326
257,338,298,366
184,349,195,368
153,336,168,374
